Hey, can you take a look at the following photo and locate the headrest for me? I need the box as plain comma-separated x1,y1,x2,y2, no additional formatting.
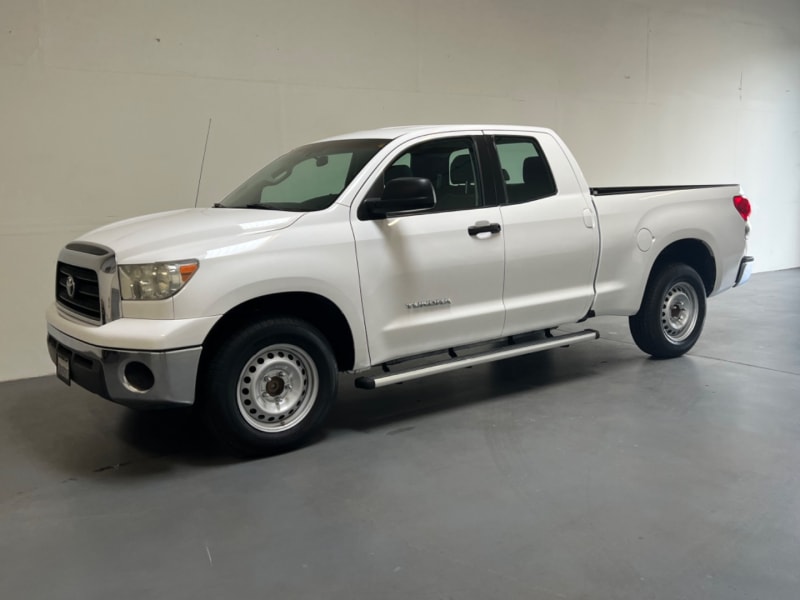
450,154,474,185
384,165,412,183
523,156,548,184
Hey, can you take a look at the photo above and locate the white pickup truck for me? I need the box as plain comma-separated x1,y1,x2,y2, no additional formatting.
47,125,753,454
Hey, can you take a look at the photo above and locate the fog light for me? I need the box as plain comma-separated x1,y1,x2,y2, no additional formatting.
123,361,155,392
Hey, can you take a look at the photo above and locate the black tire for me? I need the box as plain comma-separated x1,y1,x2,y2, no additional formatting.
199,317,337,456
629,263,707,359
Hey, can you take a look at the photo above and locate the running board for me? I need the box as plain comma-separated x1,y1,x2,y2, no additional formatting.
355,329,599,390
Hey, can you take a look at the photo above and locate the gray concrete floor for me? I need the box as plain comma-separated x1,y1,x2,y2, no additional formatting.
1,269,799,599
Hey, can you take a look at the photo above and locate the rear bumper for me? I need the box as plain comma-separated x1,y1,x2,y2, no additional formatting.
734,256,754,287
47,324,201,408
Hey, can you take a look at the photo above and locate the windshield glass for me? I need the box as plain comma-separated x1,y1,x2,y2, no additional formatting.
219,139,387,211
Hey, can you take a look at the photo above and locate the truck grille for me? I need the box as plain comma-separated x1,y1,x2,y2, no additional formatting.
56,262,101,321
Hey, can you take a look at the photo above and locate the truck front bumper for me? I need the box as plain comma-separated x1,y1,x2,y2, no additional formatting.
47,324,202,408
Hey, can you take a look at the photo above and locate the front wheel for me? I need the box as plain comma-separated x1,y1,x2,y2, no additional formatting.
629,263,707,359
199,317,337,456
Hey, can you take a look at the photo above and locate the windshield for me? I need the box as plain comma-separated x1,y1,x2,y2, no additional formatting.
218,139,387,211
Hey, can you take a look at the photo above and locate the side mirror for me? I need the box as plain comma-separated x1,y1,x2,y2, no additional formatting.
361,177,436,219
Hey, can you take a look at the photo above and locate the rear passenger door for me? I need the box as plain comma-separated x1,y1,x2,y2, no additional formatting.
484,131,600,335
350,133,505,365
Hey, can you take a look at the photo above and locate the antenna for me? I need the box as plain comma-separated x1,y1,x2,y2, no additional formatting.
194,118,212,208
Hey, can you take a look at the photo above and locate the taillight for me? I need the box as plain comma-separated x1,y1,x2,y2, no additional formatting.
733,195,751,221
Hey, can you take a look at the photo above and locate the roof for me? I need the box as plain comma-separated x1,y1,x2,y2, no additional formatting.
319,124,554,142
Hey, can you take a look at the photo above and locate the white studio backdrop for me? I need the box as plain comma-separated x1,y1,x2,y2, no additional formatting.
1,0,798,381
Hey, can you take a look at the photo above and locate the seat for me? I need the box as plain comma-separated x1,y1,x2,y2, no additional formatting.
450,154,475,193
522,156,556,199
433,154,477,210
408,149,479,212
410,153,447,190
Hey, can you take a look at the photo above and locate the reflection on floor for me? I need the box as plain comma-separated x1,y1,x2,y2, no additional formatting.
1,269,799,599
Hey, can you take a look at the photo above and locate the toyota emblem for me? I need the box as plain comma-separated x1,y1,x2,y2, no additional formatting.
65,275,76,299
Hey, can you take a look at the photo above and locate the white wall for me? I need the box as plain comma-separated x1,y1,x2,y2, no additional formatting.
1,0,798,381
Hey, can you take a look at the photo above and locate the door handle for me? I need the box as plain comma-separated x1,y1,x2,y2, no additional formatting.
468,222,502,236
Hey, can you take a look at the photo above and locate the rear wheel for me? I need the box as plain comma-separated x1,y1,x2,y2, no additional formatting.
629,263,707,358
199,318,337,456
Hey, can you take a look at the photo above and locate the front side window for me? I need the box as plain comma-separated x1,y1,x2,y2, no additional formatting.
220,139,386,211
495,136,557,204
382,137,482,213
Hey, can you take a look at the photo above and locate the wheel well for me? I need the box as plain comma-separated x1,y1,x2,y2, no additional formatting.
200,293,356,371
651,239,716,296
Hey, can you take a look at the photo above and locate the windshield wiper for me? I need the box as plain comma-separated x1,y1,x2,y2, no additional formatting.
244,203,292,211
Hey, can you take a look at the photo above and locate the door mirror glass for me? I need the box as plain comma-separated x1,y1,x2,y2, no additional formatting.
362,177,436,219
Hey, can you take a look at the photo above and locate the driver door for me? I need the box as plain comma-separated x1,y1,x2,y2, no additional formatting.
350,133,505,365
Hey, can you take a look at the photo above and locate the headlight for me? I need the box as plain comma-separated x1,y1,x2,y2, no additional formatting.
119,260,199,301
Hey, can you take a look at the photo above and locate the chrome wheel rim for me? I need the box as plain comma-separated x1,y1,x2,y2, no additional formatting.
236,344,318,432
661,283,699,343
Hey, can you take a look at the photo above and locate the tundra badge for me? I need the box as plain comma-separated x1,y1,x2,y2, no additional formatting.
406,298,452,309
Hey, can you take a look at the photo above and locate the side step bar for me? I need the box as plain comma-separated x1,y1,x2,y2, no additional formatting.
355,329,599,390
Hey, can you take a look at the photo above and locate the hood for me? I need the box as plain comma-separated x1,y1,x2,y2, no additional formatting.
79,208,304,263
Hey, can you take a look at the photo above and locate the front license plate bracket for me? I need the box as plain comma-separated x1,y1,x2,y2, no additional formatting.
57,348,71,385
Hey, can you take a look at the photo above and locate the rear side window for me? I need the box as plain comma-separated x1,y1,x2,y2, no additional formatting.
494,136,557,204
